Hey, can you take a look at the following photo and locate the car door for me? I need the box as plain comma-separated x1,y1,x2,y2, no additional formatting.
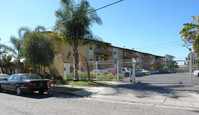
10,75,20,91
1,75,14,91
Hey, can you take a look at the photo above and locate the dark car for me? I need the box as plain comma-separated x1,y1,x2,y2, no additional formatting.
0,74,9,81
159,69,171,74
0,73,49,96
169,69,177,73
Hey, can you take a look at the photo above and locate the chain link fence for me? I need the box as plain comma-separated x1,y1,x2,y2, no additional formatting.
64,59,198,85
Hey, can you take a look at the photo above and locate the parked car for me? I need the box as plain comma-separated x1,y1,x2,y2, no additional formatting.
0,73,49,95
0,74,9,81
150,69,159,74
138,69,151,75
193,69,199,77
91,70,108,75
105,68,117,74
119,68,132,77
135,70,144,76
159,69,171,74
169,69,177,73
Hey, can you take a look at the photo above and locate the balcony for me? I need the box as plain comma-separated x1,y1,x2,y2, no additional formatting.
95,49,112,56
123,54,133,59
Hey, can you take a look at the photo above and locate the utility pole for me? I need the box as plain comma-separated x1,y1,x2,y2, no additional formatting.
189,49,193,85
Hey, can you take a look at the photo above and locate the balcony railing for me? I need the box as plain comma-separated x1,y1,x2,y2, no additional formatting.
123,54,133,59
95,49,112,56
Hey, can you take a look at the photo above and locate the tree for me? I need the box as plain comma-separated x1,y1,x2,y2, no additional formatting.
1,55,12,74
23,30,55,74
163,61,179,69
55,0,102,81
10,36,23,71
179,15,199,56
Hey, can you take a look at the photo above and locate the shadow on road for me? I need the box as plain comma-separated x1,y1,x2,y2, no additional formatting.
103,83,199,99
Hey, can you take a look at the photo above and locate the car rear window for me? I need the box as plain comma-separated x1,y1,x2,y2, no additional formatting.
21,75,42,80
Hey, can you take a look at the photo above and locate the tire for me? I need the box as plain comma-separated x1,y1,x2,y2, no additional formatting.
0,85,2,92
125,73,130,77
16,87,22,96
198,73,199,77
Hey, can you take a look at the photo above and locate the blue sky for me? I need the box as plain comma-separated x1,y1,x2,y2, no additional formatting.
0,0,199,61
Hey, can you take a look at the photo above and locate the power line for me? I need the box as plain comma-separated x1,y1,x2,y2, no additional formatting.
138,43,183,50
140,44,184,52
46,0,124,30
135,40,182,49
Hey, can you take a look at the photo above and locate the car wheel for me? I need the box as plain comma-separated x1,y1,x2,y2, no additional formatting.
16,87,22,96
125,73,130,77
198,73,199,77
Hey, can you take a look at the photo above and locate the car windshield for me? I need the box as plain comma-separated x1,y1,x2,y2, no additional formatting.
21,74,42,80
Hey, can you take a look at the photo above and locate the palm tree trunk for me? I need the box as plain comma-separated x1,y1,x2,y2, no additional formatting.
73,47,79,81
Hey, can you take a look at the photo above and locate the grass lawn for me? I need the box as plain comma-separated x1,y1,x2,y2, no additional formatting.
60,80,109,86
51,87,82,92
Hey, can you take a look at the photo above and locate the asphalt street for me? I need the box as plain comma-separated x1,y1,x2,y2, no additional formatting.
0,92,199,115
0,72,199,115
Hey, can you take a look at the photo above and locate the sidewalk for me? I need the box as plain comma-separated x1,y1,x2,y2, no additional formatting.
58,81,199,109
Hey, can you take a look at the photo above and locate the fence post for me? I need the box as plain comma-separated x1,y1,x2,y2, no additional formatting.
79,62,81,80
96,61,98,81
189,52,193,85
131,58,136,83
117,60,119,81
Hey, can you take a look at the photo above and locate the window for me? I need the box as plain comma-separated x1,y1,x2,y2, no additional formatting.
142,55,145,59
96,56,101,62
136,53,140,58
89,55,93,61
96,46,100,50
113,48,118,55
123,51,127,57
104,58,108,61
89,43,93,50
129,52,132,55
12,75,20,81
7,75,14,81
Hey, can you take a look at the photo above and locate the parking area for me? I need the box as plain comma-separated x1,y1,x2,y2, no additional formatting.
124,72,199,85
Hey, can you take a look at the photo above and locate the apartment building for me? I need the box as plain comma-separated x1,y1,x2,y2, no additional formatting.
48,41,164,78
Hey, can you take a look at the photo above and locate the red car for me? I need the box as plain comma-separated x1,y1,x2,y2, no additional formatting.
105,68,117,74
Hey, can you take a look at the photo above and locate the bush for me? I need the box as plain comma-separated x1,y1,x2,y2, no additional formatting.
44,73,63,80
65,72,124,81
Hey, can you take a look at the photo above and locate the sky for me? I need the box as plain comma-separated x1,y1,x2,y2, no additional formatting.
0,0,199,61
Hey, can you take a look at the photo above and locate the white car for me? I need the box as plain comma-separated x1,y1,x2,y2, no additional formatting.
119,68,132,77
139,69,151,75
193,69,199,77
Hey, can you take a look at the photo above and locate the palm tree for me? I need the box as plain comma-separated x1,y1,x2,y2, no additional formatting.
55,0,102,81
9,26,46,72
180,15,199,56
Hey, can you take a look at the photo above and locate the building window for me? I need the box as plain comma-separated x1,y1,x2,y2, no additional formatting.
89,55,93,61
89,43,93,50
104,58,108,61
129,52,132,55
113,48,118,55
142,55,145,59
136,53,139,58
96,46,100,50
96,56,101,62
123,51,127,57
142,63,146,67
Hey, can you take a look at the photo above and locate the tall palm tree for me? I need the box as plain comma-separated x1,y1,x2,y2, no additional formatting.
180,15,199,56
55,0,102,81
